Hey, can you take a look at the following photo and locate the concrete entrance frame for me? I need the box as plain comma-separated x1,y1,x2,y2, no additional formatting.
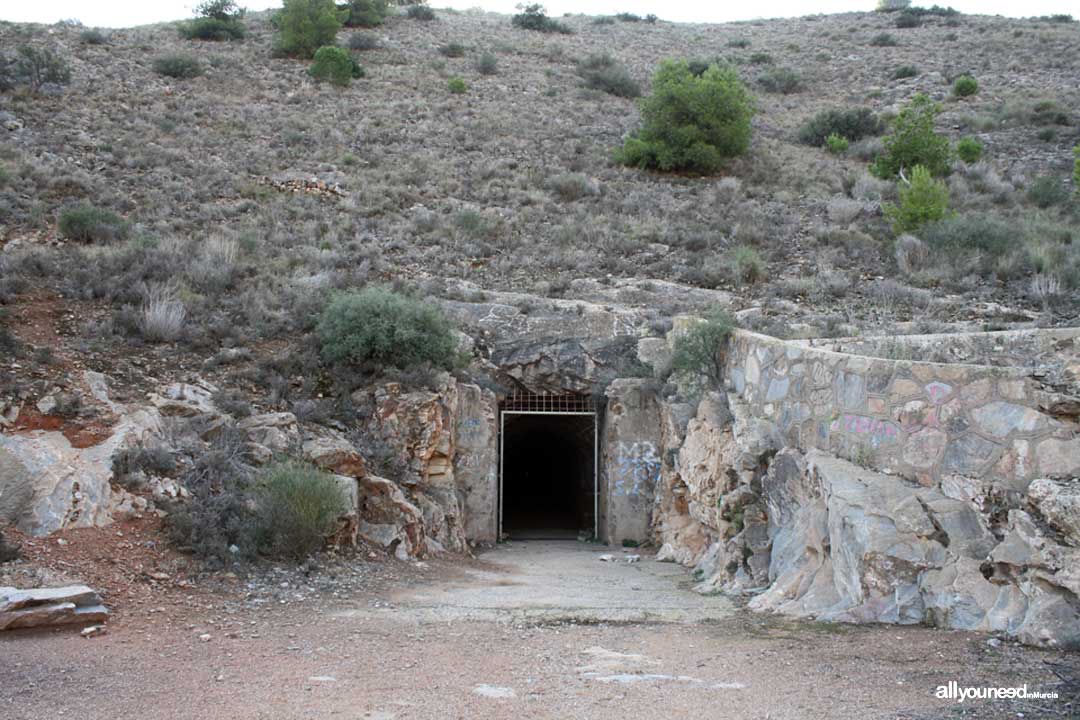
497,394,598,540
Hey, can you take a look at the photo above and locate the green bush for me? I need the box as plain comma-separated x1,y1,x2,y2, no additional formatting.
884,165,950,233
406,4,435,20
476,52,498,75
892,64,918,79
317,287,459,370
730,245,766,285
309,45,363,85
953,74,978,97
276,0,342,58
1027,176,1068,208
758,67,802,94
671,308,735,387
872,93,952,178
180,0,246,40
511,4,572,34
870,33,898,46
254,461,346,562
447,76,467,93
342,0,390,27
577,53,640,98
797,107,882,146
895,10,921,27
921,214,1013,260
876,0,911,11
826,134,849,154
616,61,755,175
748,52,773,65
58,203,129,242
956,136,983,163
152,54,203,79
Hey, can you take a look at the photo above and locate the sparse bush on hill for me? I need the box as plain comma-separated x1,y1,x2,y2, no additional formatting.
180,0,246,40
276,0,342,58
826,134,849,154
406,4,435,20
876,0,911,11
80,29,108,44
920,214,1013,263
1027,176,1068,208
439,42,466,57
757,67,802,94
671,308,735,388
1074,146,1080,195
953,74,978,97
730,245,766,285
798,107,883,146
956,136,983,163
153,54,203,79
1,46,72,93
872,93,952,178
577,53,640,98
617,61,755,174
892,64,918,79
884,165,950,233
447,76,467,93
348,31,378,50
476,52,498,75
309,45,363,85
870,33,898,46
512,4,572,34
58,203,128,242
895,10,921,27
341,0,390,27
254,460,346,562
748,52,773,65
317,287,459,371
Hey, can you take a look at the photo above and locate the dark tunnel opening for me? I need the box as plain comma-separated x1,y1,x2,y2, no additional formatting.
501,413,595,540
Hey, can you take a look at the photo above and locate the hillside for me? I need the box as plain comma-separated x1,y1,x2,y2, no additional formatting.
0,6,1078,404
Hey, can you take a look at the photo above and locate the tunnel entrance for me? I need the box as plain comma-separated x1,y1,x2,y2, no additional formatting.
499,393,597,540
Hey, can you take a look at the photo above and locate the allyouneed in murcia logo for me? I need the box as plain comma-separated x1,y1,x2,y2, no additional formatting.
936,681,1060,703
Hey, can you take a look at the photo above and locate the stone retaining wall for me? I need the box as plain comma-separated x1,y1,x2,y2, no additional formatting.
726,329,1080,492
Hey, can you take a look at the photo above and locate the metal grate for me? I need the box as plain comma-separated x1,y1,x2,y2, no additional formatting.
500,391,595,414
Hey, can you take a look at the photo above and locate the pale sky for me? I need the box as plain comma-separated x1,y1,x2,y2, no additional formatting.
0,0,1075,27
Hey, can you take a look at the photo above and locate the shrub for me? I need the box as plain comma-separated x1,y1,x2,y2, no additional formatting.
953,74,978,97
826,134,849,154
511,4,572,34
748,52,773,65
476,52,498,75
797,107,883,146
276,0,342,58
671,308,735,387
439,42,466,57
80,29,108,44
317,287,459,370
153,54,203,79
920,214,1013,259
58,203,128,242
11,46,72,92
895,10,921,27
1027,176,1068,208
895,234,929,274
547,172,597,201
348,32,379,50
1074,146,1080,196
406,4,435,20
310,45,363,85
140,284,186,342
728,38,750,48
447,76,467,93
342,0,390,27
876,0,911,11
956,136,983,163
884,165,950,233
757,67,802,94
730,245,766,285
180,0,246,40
872,93,952,178
577,53,640,98
892,64,918,79
870,33,899,46
616,61,755,175
254,461,346,562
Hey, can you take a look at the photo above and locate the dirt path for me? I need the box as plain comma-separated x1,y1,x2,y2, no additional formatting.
2,542,1076,720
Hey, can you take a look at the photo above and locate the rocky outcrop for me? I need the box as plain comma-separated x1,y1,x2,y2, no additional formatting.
0,585,109,631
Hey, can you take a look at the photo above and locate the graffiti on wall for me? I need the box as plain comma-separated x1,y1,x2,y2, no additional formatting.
612,441,661,498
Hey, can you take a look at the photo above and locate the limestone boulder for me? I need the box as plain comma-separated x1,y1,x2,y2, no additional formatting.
0,585,109,631
302,429,366,478
357,475,426,560
1027,478,1080,543
237,412,299,464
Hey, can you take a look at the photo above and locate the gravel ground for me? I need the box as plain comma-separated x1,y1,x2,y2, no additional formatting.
2,541,1077,720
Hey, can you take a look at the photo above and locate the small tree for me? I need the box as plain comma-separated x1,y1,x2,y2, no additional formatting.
511,4,572,34
956,136,983,163
180,0,246,40
276,0,342,59
671,309,735,388
952,74,978,97
872,93,952,178
617,61,755,174
884,165,950,233
342,0,390,28
13,46,72,93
